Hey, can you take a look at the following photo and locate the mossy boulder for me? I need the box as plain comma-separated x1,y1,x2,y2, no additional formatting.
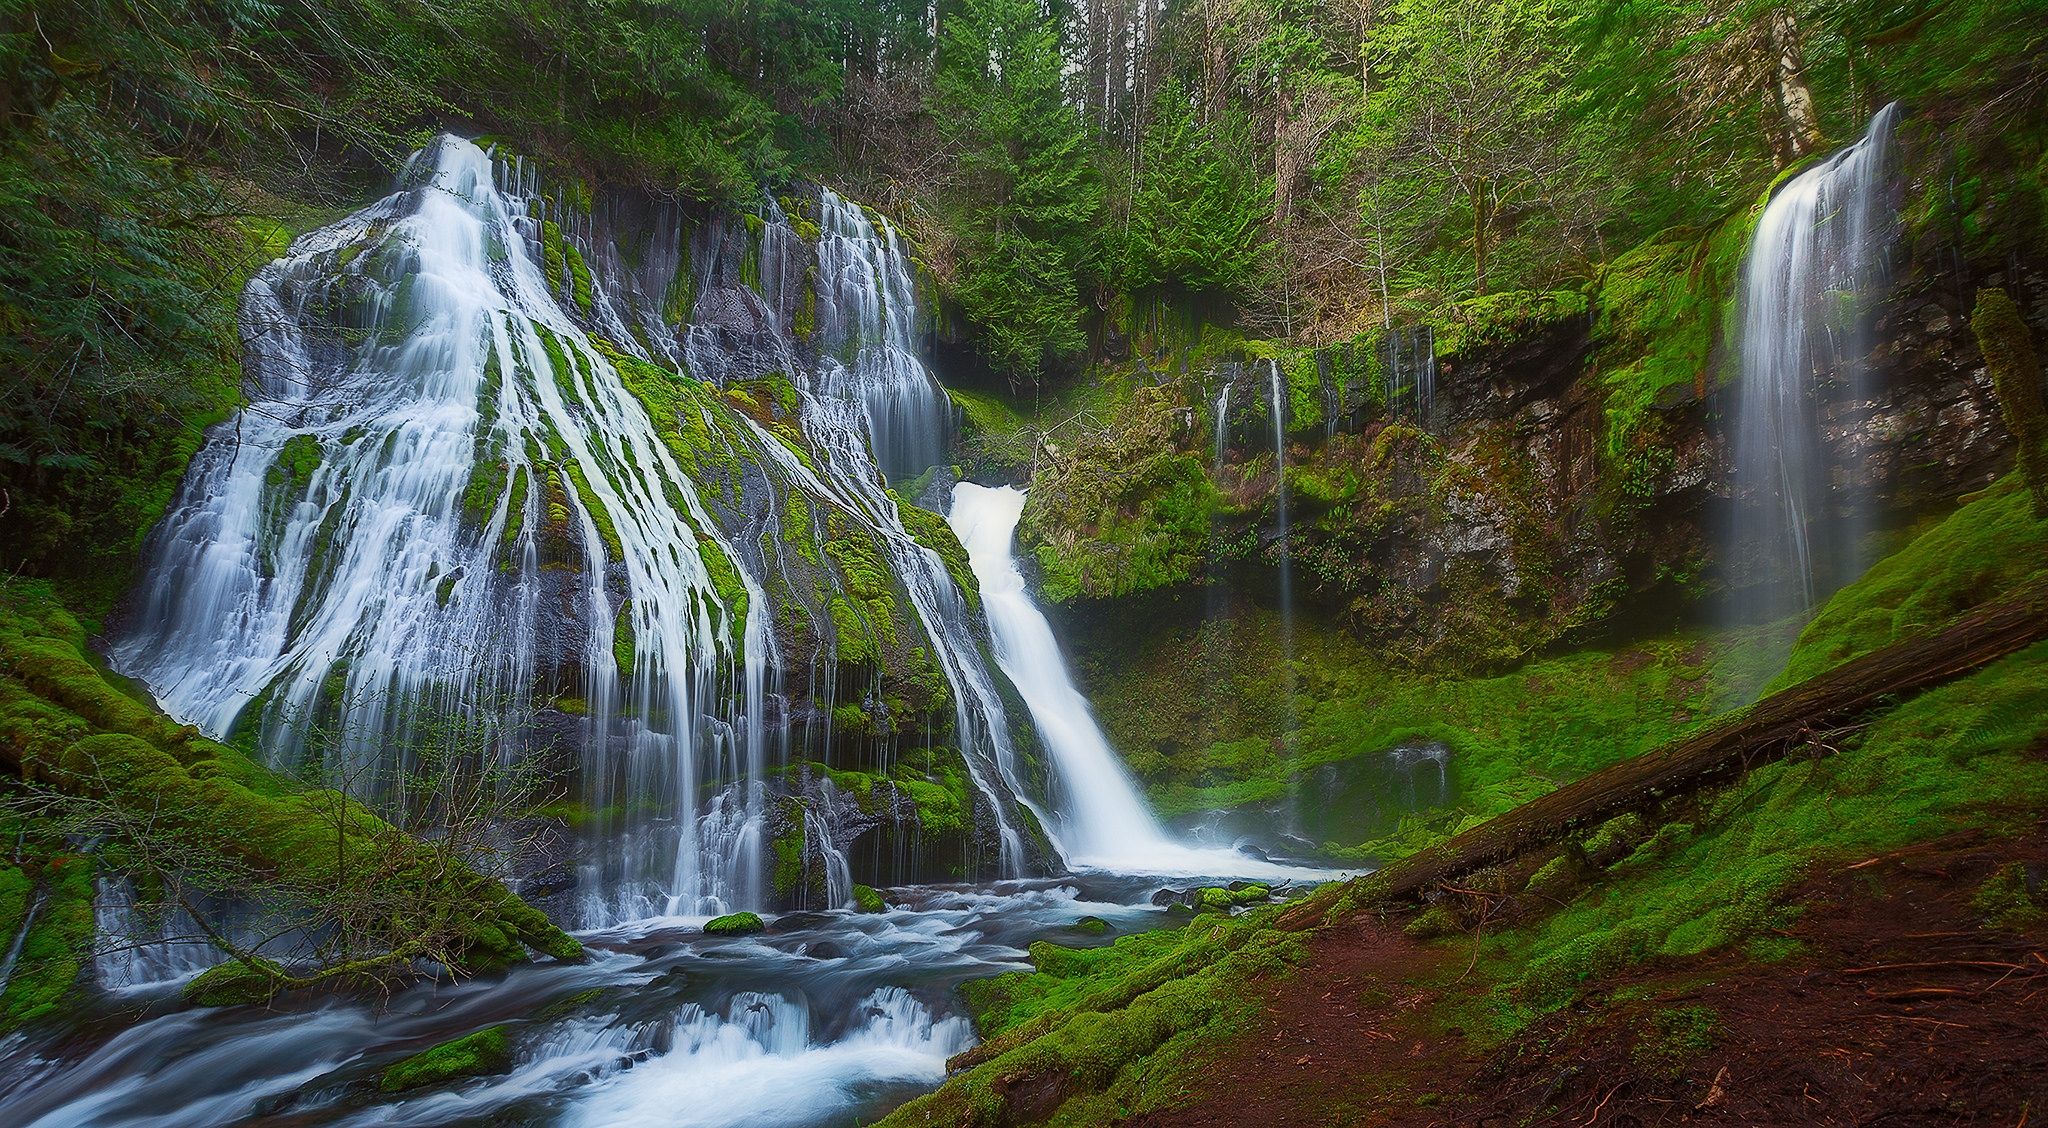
852,884,885,913
704,911,766,936
184,957,294,1007
379,1025,514,1092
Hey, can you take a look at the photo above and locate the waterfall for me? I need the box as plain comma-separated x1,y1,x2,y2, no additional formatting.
947,483,1334,880
1263,359,1300,828
811,191,950,482
1732,102,1901,616
948,484,1170,864
1211,382,1232,470
111,137,775,925
93,879,221,990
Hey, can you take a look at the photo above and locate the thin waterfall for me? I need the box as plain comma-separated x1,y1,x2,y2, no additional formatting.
1264,359,1299,828
1732,102,1901,619
111,137,770,926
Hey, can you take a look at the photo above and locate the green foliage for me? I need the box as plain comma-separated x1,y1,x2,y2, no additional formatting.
1113,79,1271,295
379,1026,514,1092
1020,383,1217,602
1589,211,1756,457
852,884,885,913
932,0,1101,376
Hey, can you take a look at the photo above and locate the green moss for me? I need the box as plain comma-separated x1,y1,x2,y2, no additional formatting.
613,600,636,679
1589,212,1754,458
1432,289,1590,360
1971,288,2047,517
896,496,979,611
184,957,292,1007
704,911,765,935
852,884,885,913
885,894,1323,1126
0,853,95,1029
1971,862,2044,930
565,242,594,314
379,1025,513,1092
541,219,567,294
266,434,322,495
0,584,580,1016
1775,473,2048,688
562,459,623,558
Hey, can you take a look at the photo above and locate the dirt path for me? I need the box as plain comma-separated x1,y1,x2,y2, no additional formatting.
1129,826,2048,1128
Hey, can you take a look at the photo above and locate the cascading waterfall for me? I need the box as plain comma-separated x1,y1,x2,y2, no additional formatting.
946,483,1340,880
111,136,776,926
811,191,950,482
1732,102,1901,617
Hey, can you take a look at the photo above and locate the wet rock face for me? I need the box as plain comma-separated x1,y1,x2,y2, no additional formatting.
1269,244,2038,668
1822,269,2039,515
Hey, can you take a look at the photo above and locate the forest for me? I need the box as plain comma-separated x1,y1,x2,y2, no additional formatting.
1,0,2045,1124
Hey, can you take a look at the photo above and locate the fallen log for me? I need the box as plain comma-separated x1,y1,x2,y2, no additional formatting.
1356,575,2048,904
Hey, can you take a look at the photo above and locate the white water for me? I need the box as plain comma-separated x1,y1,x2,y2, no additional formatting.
110,137,771,925
812,191,950,482
1733,102,1900,614
948,483,1339,882
0,881,1181,1128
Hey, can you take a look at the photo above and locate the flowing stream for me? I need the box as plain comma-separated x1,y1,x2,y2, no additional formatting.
0,878,1218,1128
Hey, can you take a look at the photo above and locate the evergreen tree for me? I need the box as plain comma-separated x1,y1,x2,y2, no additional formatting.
1115,78,1272,296
933,0,1101,378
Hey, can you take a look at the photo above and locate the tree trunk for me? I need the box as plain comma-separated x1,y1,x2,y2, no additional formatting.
1354,575,2048,904
1770,7,1824,158
1472,176,1490,296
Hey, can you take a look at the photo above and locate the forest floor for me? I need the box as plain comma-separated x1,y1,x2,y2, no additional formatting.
1127,818,2048,1128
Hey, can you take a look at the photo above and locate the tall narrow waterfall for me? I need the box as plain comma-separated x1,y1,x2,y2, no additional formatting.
1263,359,1300,827
1732,102,1901,617
948,484,1169,864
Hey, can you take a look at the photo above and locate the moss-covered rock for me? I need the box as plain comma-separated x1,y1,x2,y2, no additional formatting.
704,911,766,936
379,1025,514,1092
1971,287,2046,517
852,884,885,913
184,957,293,1007
0,583,580,1015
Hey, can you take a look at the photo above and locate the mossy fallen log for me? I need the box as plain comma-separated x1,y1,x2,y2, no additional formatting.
1353,575,2048,905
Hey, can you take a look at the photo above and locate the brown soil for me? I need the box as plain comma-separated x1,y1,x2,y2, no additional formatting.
1126,825,2048,1128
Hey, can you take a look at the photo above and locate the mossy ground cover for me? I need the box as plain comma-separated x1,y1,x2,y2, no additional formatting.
900,467,2048,1125
0,580,578,1027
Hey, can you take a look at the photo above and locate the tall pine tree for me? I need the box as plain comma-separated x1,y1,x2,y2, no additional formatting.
933,0,1100,378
